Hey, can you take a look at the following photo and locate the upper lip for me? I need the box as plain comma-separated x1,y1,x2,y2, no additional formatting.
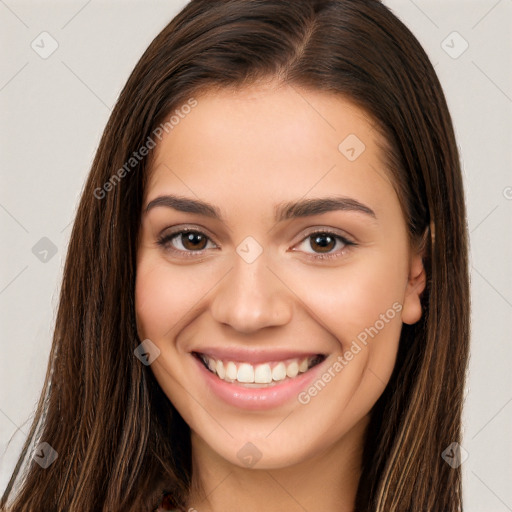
191,348,325,364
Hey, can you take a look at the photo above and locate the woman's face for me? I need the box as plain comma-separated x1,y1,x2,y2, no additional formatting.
135,83,425,470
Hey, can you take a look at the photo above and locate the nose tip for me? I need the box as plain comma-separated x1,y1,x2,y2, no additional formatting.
210,258,293,333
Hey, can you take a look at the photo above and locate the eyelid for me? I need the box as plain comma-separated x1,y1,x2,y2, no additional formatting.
158,224,220,245
296,226,356,244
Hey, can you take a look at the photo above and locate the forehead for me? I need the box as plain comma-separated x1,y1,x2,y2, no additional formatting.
144,84,396,217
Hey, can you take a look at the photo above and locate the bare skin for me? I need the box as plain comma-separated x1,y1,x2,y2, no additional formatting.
135,81,426,512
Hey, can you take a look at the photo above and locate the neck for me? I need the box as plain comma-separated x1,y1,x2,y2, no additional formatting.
186,415,369,512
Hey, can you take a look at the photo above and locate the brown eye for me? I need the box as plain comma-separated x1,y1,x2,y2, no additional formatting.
309,233,336,253
181,231,208,251
156,229,216,255
292,230,356,261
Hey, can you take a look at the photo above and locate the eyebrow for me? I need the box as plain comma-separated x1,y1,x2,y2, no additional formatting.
144,194,377,222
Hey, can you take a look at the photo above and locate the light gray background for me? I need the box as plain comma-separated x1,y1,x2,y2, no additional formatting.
1,0,511,510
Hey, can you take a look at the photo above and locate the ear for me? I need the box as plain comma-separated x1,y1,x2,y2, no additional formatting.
401,245,427,325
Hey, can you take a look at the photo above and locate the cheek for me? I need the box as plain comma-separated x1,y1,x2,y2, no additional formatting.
282,254,406,346
276,252,406,416
135,260,171,340
134,255,208,402
135,255,203,340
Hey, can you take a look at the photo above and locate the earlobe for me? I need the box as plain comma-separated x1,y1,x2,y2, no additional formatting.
401,250,427,325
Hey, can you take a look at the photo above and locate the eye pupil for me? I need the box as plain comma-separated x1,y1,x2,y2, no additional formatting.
182,232,207,250
311,234,335,253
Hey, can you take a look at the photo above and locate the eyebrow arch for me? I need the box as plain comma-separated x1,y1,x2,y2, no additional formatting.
275,196,376,222
144,194,377,222
145,195,221,218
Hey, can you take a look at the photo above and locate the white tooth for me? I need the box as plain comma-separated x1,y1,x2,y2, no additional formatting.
206,356,216,373
254,364,272,383
237,363,255,383
225,361,237,380
286,361,299,378
216,360,225,379
299,358,308,373
272,362,287,381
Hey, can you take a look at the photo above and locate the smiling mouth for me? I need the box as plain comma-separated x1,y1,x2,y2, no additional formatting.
192,352,327,388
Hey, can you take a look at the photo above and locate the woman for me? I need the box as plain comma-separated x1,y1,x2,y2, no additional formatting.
1,0,470,510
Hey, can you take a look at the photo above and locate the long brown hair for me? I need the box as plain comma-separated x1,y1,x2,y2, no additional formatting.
1,0,470,510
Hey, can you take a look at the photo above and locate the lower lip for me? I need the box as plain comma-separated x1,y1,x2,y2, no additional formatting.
192,355,327,410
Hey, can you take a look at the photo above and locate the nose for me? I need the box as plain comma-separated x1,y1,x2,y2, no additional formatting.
210,254,293,334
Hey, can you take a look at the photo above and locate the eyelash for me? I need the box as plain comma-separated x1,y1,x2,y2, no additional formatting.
156,227,357,261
